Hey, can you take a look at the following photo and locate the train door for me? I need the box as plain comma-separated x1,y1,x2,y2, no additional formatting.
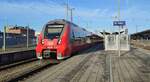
70,25,77,53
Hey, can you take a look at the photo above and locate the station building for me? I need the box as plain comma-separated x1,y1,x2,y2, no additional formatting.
131,29,150,40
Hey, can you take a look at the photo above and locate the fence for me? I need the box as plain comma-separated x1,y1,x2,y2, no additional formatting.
0,37,37,52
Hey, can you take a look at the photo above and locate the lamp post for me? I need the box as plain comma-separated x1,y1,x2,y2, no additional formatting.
27,25,29,48
3,26,6,51
65,0,69,20
118,0,121,57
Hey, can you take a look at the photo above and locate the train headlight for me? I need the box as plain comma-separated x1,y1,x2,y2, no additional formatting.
41,39,44,44
58,39,62,44
57,53,62,58
36,53,42,59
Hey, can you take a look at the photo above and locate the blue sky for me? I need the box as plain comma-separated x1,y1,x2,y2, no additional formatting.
0,0,150,34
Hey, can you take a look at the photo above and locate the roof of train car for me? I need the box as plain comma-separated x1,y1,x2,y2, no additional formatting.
42,19,77,32
47,19,78,27
42,19,90,33
40,19,102,39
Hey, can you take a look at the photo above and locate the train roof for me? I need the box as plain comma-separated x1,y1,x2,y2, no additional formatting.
42,19,99,36
46,19,78,27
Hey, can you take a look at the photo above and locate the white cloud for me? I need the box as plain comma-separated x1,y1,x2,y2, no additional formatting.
0,1,114,21
1,1,149,33
112,6,150,21
0,1,65,16
75,8,111,20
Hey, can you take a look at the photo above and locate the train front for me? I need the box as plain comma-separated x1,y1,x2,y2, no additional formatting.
36,20,70,60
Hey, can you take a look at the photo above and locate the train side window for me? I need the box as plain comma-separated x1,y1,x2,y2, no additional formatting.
70,25,75,43
72,31,75,38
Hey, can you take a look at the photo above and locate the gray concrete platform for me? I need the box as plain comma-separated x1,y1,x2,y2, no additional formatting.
0,48,36,66
20,47,150,82
0,47,35,55
111,48,150,82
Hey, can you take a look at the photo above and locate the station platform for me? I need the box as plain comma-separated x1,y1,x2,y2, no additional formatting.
110,48,150,82
0,47,36,66
0,47,35,54
22,46,150,82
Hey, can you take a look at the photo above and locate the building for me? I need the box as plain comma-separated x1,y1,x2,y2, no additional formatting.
0,31,2,38
0,25,36,48
131,29,150,40
6,25,35,37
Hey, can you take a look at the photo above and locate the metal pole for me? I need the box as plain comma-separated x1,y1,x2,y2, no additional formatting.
136,25,138,40
3,26,6,51
118,0,121,57
65,0,69,20
109,54,113,82
118,0,120,19
70,8,75,22
118,27,121,56
27,26,29,48
71,9,73,22
103,30,106,50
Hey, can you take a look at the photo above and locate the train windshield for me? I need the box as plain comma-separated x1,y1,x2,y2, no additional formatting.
45,25,64,39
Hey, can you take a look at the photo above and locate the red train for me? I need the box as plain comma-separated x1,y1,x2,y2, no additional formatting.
36,19,102,60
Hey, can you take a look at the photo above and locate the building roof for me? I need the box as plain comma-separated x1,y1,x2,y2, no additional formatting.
131,29,150,36
8,25,34,31
100,31,124,35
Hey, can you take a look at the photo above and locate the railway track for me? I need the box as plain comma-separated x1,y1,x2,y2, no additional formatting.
0,45,101,82
0,58,37,70
0,58,59,82
14,45,102,82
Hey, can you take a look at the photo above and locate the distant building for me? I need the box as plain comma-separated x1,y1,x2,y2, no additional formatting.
6,25,35,37
0,31,2,38
131,29,150,40
0,25,36,48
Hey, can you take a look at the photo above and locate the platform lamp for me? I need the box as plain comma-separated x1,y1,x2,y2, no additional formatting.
2,25,6,51
26,25,29,48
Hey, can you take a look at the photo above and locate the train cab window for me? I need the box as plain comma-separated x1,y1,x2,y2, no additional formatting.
44,25,64,40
